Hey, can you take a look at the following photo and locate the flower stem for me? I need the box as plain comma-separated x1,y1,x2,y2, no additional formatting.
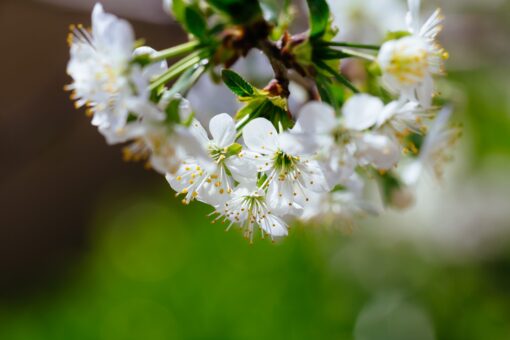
149,51,204,90
315,60,360,94
322,41,380,50
334,48,377,62
150,40,200,62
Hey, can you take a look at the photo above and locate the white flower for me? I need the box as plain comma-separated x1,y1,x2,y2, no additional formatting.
241,118,332,215
356,133,401,170
301,175,379,228
402,106,461,185
281,102,356,186
339,95,412,170
377,0,447,108
66,4,163,144
343,94,425,135
167,114,254,205
282,101,337,154
123,121,208,175
212,183,288,243
328,0,407,43
375,99,425,134
343,94,384,131
118,96,208,175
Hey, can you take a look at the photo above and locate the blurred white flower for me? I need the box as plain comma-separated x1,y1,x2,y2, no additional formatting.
120,97,208,175
66,3,162,143
281,102,356,186
402,106,461,185
356,133,401,170
302,181,379,229
377,0,447,108
328,0,407,43
343,94,384,131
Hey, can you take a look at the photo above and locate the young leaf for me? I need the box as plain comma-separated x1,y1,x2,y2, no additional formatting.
171,0,187,24
306,0,330,39
221,69,255,98
235,97,266,120
184,6,208,41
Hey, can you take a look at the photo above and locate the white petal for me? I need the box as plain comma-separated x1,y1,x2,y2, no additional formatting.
343,94,384,131
356,133,401,170
260,215,288,238
402,160,423,186
376,100,401,127
293,101,337,134
242,118,279,154
178,97,193,122
92,4,134,58
188,119,210,146
226,156,258,184
300,160,332,193
175,126,215,172
133,46,168,78
209,113,236,148
416,75,434,109
278,133,307,156
406,0,422,34
267,179,304,216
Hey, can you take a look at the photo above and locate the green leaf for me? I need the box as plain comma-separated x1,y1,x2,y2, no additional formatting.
221,69,255,98
171,0,187,24
235,97,266,120
265,101,293,130
206,0,263,23
184,6,208,40
315,59,360,94
259,0,290,23
306,0,330,39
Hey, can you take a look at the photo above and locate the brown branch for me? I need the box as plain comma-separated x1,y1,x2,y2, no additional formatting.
258,39,290,98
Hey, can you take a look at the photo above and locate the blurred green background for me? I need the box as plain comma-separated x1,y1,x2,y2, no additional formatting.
1,0,510,339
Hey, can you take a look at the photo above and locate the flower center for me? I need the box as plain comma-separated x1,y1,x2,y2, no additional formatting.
209,145,228,164
272,150,298,174
387,44,429,85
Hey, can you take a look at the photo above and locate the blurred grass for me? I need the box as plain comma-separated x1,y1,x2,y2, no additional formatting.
1,68,510,339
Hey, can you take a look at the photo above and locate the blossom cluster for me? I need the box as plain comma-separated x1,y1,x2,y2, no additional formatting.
66,1,460,242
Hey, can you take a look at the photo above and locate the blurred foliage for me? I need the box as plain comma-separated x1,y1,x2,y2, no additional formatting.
1,144,510,340
450,69,510,164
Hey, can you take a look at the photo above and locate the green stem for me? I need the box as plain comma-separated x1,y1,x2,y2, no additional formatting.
334,48,377,62
316,60,360,94
321,41,380,50
149,51,204,90
150,40,200,62
166,61,208,97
